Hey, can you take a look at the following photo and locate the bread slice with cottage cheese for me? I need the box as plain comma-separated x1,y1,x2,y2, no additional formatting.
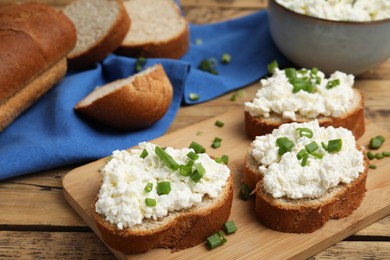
92,142,233,253
244,121,368,233
244,67,365,140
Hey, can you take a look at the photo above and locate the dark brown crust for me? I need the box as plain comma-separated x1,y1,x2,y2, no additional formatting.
116,24,189,59
67,0,131,69
74,64,173,130
93,174,233,254
0,3,76,131
245,89,365,140
253,152,368,233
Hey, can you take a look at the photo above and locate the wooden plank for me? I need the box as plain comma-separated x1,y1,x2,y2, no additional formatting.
63,107,390,259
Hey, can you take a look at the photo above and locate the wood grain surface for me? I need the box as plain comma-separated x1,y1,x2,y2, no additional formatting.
0,0,389,259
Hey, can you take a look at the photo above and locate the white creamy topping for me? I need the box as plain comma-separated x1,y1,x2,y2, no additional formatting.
244,68,355,120
251,121,364,199
276,0,390,22
95,142,230,229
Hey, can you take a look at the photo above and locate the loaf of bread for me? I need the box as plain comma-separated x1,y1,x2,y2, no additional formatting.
0,2,76,131
63,0,131,69
244,120,368,233
244,66,365,140
74,64,173,130
116,0,189,59
93,142,233,253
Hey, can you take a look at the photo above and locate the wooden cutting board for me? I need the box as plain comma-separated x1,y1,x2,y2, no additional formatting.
63,107,390,260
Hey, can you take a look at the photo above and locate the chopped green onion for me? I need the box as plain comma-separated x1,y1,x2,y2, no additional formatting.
311,151,324,159
195,38,203,45
221,53,231,64
186,160,195,167
311,67,319,75
240,183,251,200
140,149,148,159
327,139,343,154
198,59,218,75
212,137,222,149
179,164,192,176
230,93,238,101
223,220,237,234
321,142,328,151
189,141,206,153
221,155,229,164
206,233,224,249
369,164,377,169
297,128,313,138
145,198,157,207
297,69,307,74
284,68,297,79
157,181,171,195
215,157,223,164
276,137,295,156
369,136,384,149
301,153,309,166
267,60,278,74
326,79,340,89
215,120,224,127
375,153,384,159
144,183,153,193
367,151,375,160
187,151,199,161
190,170,203,182
135,57,146,72
305,141,319,153
297,149,307,160
155,146,179,171
290,78,315,93
315,76,322,84
383,151,390,157
218,231,227,244
189,93,199,101
195,163,206,176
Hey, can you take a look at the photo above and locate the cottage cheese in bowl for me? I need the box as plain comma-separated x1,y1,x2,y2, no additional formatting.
276,0,390,22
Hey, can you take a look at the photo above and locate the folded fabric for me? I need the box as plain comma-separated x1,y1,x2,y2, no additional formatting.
0,10,287,180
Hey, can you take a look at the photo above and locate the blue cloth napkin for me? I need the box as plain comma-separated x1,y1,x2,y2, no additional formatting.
0,10,287,180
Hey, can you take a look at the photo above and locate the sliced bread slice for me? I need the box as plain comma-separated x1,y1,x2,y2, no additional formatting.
63,0,130,69
74,64,173,130
245,88,365,140
116,0,189,59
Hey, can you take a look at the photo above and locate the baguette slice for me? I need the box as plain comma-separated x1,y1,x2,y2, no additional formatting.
63,0,130,69
116,0,189,59
93,173,233,253
74,64,173,130
245,88,365,140
254,153,368,233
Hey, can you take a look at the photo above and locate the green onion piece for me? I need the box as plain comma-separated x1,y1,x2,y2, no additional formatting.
215,120,224,127
186,160,195,167
301,153,309,166
155,146,179,171
321,142,328,151
221,155,229,164
189,93,200,101
135,57,146,72
284,68,297,79
326,79,340,89
206,233,223,249
369,164,377,169
375,153,384,160
327,139,343,154
297,128,313,138
311,67,319,75
195,163,206,175
221,53,231,64
369,137,384,149
223,220,237,234
157,181,171,195
315,76,322,84
213,137,222,143
195,38,203,45
179,164,192,176
144,183,153,193
187,151,199,161
276,137,295,155
383,151,390,157
290,78,315,93
189,141,206,153
230,93,238,101
145,198,157,207
140,149,148,159
218,231,227,244
190,170,203,182
305,141,319,153
376,135,385,143
267,60,278,74
297,69,307,74
311,151,324,159
212,142,221,149
215,157,223,164
198,59,219,75
240,184,251,200
297,149,307,160
367,151,375,160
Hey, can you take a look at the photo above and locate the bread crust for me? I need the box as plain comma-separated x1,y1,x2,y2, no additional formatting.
93,174,233,253
66,0,131,69
253,150,368,233
245,89,365,140
74,64,173,130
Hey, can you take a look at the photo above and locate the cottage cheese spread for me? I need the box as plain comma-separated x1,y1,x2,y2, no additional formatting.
95,142,230,229
244,68,355,120
276,0,390,22
251,121,364,199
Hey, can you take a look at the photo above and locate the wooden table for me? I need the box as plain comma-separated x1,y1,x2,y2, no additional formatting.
0,0,389,259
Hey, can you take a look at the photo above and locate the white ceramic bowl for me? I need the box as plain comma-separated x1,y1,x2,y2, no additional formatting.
268,0,390,75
